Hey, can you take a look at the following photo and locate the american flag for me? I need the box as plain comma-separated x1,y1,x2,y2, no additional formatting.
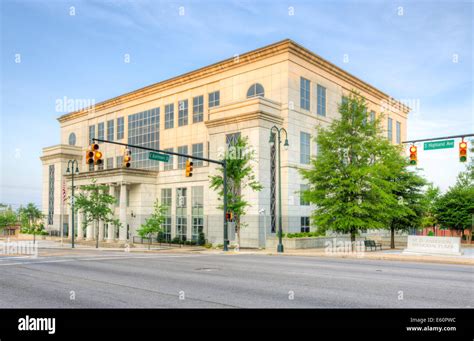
62,179,67,203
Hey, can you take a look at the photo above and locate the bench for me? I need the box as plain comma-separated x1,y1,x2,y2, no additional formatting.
364,240,382,251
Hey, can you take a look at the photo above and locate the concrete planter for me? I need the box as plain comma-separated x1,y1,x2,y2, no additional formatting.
266,236,365,249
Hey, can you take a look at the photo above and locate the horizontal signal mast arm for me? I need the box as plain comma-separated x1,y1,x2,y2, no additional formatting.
402,133,474,144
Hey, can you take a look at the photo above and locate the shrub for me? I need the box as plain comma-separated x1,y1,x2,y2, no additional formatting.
197,232,206,246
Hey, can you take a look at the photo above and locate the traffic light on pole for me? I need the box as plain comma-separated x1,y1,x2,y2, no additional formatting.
123,149,131,168
185,159,193,177
459,140,468,162
409,145,417,166
85,148,94,165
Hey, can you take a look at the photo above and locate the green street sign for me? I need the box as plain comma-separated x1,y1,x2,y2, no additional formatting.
149,152,170,162
423,139,455,151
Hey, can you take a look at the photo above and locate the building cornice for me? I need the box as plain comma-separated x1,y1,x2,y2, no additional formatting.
205,110,284,129
64,168,158,181
57,39,409,123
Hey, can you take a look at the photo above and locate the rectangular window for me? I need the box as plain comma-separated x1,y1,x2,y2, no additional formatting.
97,122,104,143
369,111,375,123
163,148,174,171
300,77,310,111
117,117,124,140
300,132,311,164
192,186,204,242
208,91,220,108
316,84,326,116
192,143,203,167
128,108,160,169
176,187,187,241
396,121,401,144
161,188,172,242
106,157,113,169
107,120,114,141
177,145,188,169
116,156,123,169
165,103,174,129
226,132,241,147
178,99,188,126
300,184,309,206
88,125,95,144
301,217,310,233
387,117,393,141
193,95,204,123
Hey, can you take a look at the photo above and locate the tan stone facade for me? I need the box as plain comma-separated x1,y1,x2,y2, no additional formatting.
40,39,409,247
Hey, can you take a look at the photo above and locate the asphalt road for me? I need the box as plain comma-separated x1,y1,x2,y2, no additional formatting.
0,249,472,308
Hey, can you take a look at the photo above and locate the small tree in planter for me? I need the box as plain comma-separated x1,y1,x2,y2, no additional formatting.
137,200,167,250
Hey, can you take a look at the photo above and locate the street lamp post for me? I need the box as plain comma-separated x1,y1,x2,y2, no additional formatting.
66,160,79,249
269,126,289,253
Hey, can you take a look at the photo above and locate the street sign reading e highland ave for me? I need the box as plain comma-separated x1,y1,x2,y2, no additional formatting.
423,139,455,151
149,152,170,162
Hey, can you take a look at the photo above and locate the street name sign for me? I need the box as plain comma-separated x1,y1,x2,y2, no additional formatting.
423,139,454,150
149,152,170,162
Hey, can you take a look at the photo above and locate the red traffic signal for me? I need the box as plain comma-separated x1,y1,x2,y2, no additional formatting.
459,141,468,162
409,145,417,165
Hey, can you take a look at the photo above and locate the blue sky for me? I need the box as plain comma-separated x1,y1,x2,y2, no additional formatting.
1,0,472,209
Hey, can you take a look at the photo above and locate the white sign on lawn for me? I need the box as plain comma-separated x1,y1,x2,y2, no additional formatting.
403,236,463,256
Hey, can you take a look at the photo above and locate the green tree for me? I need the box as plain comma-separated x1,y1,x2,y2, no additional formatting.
300,92,404,247
18,203,43,229
0,205,17,232
210,136,263,247
74,180,117,248
420,184,440,229
137,200,167,249
386,169,427,248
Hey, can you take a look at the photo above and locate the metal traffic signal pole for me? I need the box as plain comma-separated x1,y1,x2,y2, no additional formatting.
402,133,474,144
92,138,229,251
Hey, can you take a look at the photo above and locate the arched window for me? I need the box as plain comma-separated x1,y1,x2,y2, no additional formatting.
68,132,76,146
246,83,265,98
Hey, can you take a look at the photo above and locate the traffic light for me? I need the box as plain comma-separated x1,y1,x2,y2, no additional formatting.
409,145,417,165
123,149,131,168
185,159,193,177
459,141,468,162
93,149,103,166
225,211,233,222
85,149,94,165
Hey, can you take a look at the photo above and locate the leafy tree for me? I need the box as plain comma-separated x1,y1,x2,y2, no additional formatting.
210,136,263,247
300,92,405,247
137,200,166,249
386,169,427,248
74,180,117,248
420,184,440,229
18,203,43,229
0,206,17,232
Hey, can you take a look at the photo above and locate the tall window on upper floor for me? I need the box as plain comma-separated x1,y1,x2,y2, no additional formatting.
107,120,114,141
300,77,310,111
300,132,311,164
117,117,124,140
369,111,376,123
316,84,326,116
165,103,174,129
246,83,264,98
88,125,95,144
396,121,401,144
68,132,76,146
209,91,220,108
192,143,204,167
387,117,393,142
178,99,188,126
128,108,160,169
193,95,204,123
163,148,174,171
300,184,310,206
177,145,188,169
97,122,104,143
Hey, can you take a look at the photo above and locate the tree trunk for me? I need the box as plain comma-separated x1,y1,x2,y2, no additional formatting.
236,217,241,250
390,225,395,249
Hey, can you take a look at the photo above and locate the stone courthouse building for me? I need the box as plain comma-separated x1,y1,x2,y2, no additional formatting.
40,39,409,247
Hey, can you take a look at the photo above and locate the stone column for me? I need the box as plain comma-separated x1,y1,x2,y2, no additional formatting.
99,220,105,241
77,211,83,240
119,183,128,241
107,185,115,243
86,220,94,241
